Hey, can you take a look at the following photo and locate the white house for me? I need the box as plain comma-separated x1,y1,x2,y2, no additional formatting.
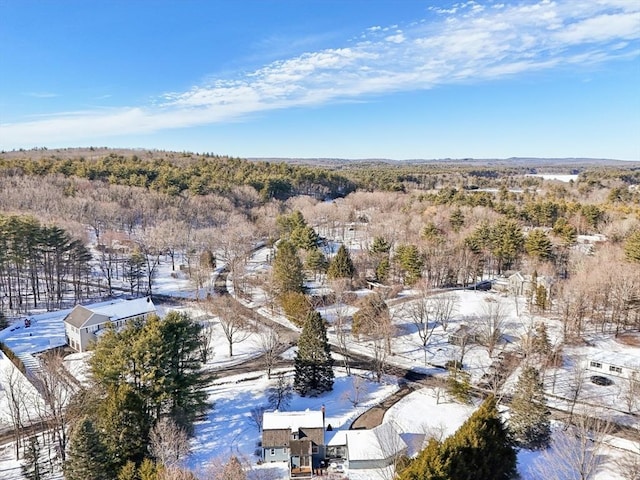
508,272,553,297
326,422,407,471
64,297,156,352
586,350,640,380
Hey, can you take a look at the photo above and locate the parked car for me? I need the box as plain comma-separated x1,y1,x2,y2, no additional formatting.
590,375,613,386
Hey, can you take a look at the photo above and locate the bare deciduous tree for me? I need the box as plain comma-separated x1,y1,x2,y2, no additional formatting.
33,350,77,465
331,279,353,376
567,365,586,424
198,321,216,364
267,374,292,411
615,443,640,480
620,371,640,414
149,417,190,469
257,330,280,379
479,298,507,357
432,292,458,332
404,294,437,365
207,296,253,357
533,414,612,480
1,362,38,460
371,336,390,383
343,375,368,407
249,406,267,433
201,455,249,480
373,422,407,480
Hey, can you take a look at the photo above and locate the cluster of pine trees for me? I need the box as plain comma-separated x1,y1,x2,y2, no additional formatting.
0,215,92,312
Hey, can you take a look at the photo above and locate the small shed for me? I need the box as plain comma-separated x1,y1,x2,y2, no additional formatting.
448,325,477,347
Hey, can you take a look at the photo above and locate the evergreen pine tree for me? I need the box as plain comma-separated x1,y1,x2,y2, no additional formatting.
370,236,391,284
159,311,210,430
370,236,391,255
97,384,150,468
525,229,554,261
272,239,304,295
375,257,390,284
450,208,465,232
533,322,551,357
294,311,334,396
138,458,160,480
509,366,551,450
327,244,355,280
117,461,137,480
291,225,319,250
65,418,113,480
446,366,471,404
491,219,524,273
624,230,640,263
535,284,548,311
443,396,517,480
394,244,423,285
305,248,328,279
21,436,48,480
398,396,517,480
276,210,307,239
397,438,447,480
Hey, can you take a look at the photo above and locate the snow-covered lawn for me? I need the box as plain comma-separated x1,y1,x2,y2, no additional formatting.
187,368,398,474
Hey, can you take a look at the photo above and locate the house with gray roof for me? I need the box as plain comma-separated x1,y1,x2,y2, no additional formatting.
64,297,156,352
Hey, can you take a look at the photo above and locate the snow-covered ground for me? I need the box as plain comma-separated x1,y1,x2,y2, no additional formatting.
188,368,398,475
1,238,639,479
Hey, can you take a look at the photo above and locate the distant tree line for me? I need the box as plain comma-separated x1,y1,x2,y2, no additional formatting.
0,153,356,201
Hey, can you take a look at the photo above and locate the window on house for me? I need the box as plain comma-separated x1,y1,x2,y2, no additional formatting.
270,448,275,456
609,365,622,374
312,445,319,454
590,361,602,368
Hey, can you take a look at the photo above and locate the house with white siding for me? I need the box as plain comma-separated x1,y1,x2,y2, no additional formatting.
586,350,640,380
64,297,156,352
325,422,407,471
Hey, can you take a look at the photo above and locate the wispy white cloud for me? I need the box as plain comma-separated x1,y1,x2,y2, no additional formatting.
2,0,639,147
24,92,59,98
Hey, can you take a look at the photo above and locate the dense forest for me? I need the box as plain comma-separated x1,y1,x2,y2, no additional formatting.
0,149,639,323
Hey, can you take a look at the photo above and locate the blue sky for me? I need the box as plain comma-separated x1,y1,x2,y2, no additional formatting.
1,0,639,160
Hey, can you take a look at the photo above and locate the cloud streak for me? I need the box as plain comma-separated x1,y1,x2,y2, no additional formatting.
2,0,639,147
